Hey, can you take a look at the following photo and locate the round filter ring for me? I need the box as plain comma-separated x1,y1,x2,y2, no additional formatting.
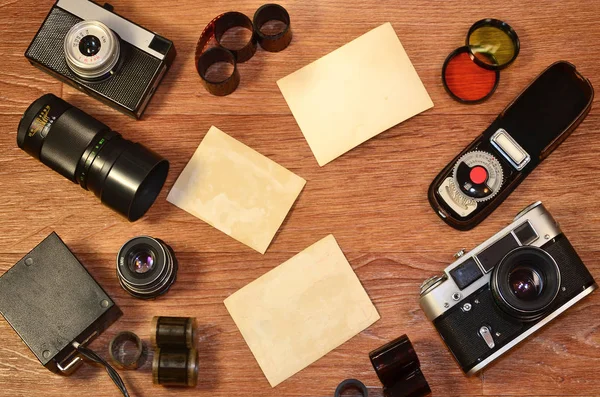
442,46,500,104
108,331,145,370
467,18,520,71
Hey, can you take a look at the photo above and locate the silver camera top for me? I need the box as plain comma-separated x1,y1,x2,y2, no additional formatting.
419,201,561,320
57,0,167,60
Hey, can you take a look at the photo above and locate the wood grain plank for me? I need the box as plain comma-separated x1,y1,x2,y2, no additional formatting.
1,0,600,396
1,114,598,255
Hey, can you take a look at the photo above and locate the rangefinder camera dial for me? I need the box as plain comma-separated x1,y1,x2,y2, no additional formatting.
64,20,121,80
419,202,597,376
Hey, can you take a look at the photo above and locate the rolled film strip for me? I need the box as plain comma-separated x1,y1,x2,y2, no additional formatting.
195,4,292,96
369,335,431,397
253,4,293,52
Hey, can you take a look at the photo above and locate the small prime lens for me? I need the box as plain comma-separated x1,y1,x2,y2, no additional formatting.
64,20,121,80
17,94,169,221
492,246,561,321
117,236,178,299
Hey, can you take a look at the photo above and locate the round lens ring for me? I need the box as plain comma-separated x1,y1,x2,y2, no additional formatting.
509,266,543,301
467,19,520,70
491,246,561,321
79,35,102,57
442,46,500,104
64,20,121,80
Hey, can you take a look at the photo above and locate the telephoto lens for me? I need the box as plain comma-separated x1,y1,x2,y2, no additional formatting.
17,94,169,221
117,236,178,299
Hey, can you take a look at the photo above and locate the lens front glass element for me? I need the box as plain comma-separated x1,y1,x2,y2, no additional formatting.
509,266,544,301
131,250,155,274
79,35,102,57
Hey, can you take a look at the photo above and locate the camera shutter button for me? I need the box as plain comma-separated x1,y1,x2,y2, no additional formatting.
479,326,495,349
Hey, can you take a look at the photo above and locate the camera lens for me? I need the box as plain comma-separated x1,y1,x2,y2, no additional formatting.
117,236,178,299
491,246,561,321
79,35,102,57
509,267,543,301
17,94,169,221
64,20,121,80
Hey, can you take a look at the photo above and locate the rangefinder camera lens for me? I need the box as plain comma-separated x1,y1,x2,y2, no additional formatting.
491,246,561,320
17,94,169,221
117,236,178,299
64,20,121,80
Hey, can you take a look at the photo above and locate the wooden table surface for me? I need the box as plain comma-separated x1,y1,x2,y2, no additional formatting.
1,0,599,396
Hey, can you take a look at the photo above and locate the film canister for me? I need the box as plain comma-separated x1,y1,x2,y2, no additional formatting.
369,335,431,397
151,316,197,349
152,348,199,387
334,379,368,397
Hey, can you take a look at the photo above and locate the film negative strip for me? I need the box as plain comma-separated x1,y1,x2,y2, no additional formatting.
195,4,292,96
253,4,293,52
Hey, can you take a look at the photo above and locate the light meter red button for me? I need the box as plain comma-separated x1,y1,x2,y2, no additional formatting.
470,166,488,184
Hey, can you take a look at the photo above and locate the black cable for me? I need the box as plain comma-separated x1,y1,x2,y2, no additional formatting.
74,342,131,397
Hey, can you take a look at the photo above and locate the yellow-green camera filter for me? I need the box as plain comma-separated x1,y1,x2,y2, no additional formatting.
467,19,520,70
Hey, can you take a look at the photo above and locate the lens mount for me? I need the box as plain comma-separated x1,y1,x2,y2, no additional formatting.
491,246,561,321
117,236,177,299
64,20,121,80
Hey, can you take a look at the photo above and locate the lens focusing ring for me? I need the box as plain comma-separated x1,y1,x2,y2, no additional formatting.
117,236,178,299
64,20,121,80
492,246,561,321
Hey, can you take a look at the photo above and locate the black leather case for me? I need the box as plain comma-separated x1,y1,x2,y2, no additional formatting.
429,61,594,230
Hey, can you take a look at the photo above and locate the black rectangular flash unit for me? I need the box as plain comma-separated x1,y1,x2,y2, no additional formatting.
0,232,121,373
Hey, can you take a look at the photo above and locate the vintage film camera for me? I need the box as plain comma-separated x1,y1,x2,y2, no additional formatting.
25,0,176,118
420,202,597,375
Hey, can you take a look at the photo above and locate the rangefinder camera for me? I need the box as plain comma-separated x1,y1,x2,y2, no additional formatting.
25,0,176,118
420,202,597,376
